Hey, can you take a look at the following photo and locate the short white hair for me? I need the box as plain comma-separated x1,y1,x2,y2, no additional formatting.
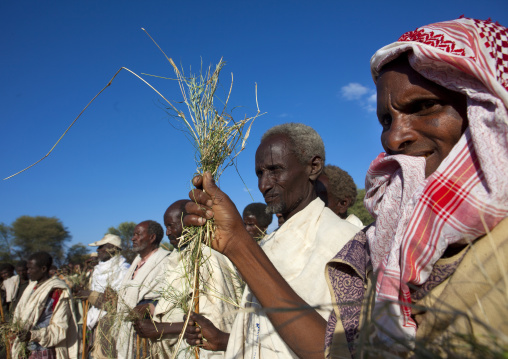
261,123,325,164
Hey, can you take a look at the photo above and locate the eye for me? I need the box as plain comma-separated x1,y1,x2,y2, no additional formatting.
414,99,440,114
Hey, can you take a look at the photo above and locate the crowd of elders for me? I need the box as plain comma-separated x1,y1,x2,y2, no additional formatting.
1,16,507,359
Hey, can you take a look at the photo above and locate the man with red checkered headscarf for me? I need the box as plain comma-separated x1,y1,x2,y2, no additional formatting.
325,17,508,357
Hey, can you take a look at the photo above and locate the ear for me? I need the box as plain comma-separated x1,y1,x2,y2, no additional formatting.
337,198,352,216
149,233,157,245
308,156,324,181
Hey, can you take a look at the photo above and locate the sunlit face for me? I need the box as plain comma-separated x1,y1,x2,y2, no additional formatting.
131,222,153,253
243,214,265,239
376,57,467,177
255,134,313,219
164,208,184,248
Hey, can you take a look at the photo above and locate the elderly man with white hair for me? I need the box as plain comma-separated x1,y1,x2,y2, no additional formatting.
183,123,361,358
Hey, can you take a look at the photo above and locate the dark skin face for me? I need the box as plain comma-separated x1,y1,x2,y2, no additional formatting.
163,200,188,248
315,174,351,219
377,57,468,178
255,134,323,222
131,222,157,257
27,259,50,283
15,265,28,281
243,214,266,239
0,269,13,280
97,243,119,262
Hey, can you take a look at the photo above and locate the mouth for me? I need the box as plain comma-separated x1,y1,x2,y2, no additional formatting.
264,193,279,203
405,150,433,159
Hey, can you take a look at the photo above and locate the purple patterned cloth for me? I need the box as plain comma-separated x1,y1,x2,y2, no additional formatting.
28,348,57,359
325,230,370,358
325,231,467,358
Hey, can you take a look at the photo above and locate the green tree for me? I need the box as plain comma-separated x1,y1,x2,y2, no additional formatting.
11,216,71,265
66,243,90,265
0,223,14,262
107,221,136,263
349,189,374,226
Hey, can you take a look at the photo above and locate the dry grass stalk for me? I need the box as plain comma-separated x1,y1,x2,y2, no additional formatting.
2,27,260,358
138,30,261,357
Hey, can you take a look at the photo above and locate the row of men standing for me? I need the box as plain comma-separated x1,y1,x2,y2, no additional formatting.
7,123,364,359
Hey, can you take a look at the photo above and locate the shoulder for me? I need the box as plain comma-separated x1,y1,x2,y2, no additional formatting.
346,214,365,228
152,248,171,261
317,208,362,244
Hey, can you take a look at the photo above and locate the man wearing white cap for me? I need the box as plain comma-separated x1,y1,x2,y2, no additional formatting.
77,233,130,357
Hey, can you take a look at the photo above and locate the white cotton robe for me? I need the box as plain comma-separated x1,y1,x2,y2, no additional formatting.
149,248,242,358
116,248,170,359
225,198,361,358
86,255,130,329
12,277,79,359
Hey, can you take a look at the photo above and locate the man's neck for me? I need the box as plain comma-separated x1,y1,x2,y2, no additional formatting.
139,246,158,261
284,190,318,222
36,274,51,286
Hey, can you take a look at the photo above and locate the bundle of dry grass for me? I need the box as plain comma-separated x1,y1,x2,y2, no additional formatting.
149,47,260,356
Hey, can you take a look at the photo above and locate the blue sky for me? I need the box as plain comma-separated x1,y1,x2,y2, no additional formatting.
1,0,507,255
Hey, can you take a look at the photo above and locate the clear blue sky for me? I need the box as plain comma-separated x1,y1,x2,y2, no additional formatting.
1,0,507,255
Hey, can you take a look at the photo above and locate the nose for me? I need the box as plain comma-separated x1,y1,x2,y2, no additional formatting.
258,172,273,195
381,113,417,154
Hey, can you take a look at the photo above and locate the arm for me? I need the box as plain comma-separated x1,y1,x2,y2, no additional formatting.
184,173,326,358
75,289,115,310
133,319,185,339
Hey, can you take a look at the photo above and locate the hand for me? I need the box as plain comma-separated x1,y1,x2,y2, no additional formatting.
184,172,251,255
133,319,165,339
184,312,229,352
17,330,31,343
75,289,91,299
132,303,152,320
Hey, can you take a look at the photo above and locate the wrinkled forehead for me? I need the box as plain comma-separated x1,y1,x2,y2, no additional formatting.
135,222,148,231
255,134,295,164
164,209,183,226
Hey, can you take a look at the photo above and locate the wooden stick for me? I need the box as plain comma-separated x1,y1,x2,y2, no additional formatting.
81,300,89,359
136,335,140,359
142,338,147,358
194,272,199,359
0,294,5,322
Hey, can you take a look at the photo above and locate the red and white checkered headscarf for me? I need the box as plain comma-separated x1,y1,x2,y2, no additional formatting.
365,17,508,344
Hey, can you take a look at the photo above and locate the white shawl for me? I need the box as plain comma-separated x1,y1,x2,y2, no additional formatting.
116,248,170,359
87,255,130,329
150,248,241,358
2,275,20,303
12,277,78,359
226,198,361,358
